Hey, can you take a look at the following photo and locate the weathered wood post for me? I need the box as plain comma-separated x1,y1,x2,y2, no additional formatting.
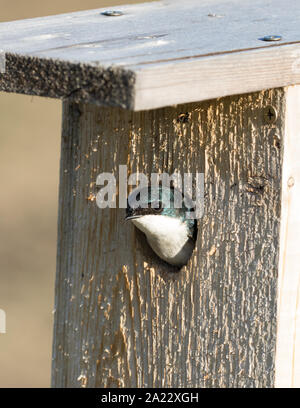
0,0,300,388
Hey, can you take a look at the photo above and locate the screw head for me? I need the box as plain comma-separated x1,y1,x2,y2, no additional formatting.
177,112,190,123
264,105,277,124
101,10,123,17
260,35,282,42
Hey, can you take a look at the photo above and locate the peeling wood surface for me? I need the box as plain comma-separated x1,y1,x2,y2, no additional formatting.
275,85,300,388
0,0,300,109
52,89,284,387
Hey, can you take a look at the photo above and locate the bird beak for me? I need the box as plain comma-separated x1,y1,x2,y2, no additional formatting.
124,215,142,221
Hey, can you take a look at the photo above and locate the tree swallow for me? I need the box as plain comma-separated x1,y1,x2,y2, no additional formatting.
125,185,197,267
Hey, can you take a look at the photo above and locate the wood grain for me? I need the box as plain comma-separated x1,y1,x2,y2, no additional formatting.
275,85,300,387
0,0,300,109
52,88,284,387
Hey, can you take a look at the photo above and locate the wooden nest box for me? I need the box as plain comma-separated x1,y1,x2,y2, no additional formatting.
0,0,299,388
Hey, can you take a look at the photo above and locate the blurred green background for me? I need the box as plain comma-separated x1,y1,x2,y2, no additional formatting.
0,0,150,387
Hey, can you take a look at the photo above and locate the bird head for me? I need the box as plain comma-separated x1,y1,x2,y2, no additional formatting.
125,184,196,234
125,184,197,266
